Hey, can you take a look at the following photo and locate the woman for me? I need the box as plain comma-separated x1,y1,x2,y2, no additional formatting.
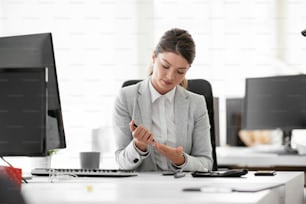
113,28,213,172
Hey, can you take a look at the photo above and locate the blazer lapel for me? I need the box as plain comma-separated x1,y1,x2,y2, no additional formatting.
135,81,189,148
174,86,189,147
136,78,152,130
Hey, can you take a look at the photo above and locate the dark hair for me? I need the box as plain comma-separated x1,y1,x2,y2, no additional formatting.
150,28,196,88
154,28,196,64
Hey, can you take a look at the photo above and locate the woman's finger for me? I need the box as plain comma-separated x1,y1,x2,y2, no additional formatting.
129,120,136,132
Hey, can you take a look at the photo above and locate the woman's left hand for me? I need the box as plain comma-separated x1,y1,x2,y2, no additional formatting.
152,142,185,166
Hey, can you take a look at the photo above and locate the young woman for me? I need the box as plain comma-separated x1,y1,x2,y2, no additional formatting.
113,28,213,172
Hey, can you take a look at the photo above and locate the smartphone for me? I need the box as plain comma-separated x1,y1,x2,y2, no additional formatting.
254,170,276,176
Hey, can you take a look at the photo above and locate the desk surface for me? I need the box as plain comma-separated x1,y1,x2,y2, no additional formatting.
22,171,304,204
217,146,306,168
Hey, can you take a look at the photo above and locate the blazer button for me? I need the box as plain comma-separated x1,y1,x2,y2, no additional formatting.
133,158,139,163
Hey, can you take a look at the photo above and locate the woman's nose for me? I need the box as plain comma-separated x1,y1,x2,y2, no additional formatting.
166,70,175,80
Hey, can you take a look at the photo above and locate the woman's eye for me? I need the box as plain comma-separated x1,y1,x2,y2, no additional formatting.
177,71,185,75
162,64,170,69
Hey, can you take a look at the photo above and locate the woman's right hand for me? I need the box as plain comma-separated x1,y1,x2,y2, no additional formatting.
129,120,155,152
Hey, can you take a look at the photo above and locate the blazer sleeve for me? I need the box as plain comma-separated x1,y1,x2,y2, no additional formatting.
112,86,149,170
183,94,213,171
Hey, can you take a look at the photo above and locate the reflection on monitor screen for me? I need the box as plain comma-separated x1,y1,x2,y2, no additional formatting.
0,33,66,156
0,68,47,156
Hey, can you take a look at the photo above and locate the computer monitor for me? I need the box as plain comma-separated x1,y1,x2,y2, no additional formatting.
226,98,245,146
0,67,47,156
0,33,66,155
243,75,306,150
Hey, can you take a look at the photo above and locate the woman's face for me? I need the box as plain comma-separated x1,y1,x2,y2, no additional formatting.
151,52,190,95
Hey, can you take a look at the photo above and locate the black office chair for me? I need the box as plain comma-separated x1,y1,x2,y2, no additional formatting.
122,79,218,171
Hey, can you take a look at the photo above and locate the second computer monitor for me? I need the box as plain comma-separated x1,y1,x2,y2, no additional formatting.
243,74,306,142
226,97,245,146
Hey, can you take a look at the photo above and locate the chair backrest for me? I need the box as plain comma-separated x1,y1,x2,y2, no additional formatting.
122,79,218,170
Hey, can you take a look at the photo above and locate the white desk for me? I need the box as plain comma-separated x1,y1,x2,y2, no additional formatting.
217,146,306,168
22,171,304,204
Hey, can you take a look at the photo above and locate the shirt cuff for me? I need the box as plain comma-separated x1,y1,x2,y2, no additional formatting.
133,141,149,157
171,152,187,170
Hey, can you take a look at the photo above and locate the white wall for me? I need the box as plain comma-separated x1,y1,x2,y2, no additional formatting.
0,1,3,28
285,0,306,71
152,0,306,144
0,0,305,167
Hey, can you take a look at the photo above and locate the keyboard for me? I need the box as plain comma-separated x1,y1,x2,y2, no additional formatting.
31,168,138,177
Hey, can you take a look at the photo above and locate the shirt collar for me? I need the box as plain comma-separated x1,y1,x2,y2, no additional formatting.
149,79,176,103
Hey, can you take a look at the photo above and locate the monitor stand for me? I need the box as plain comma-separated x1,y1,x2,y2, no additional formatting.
281,129,298,155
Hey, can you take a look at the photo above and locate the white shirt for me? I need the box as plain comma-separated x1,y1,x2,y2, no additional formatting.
149,81,176,170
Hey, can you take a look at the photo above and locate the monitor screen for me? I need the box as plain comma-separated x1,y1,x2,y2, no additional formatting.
0,33,66,153
226,98,245,146
0,68,47,156
243,75,306,133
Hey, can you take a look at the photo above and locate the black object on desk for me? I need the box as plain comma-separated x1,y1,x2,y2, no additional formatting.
162,171,186,178
191,169,248,178
254,170,276,176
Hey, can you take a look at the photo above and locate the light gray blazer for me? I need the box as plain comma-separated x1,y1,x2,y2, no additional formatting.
113,77,213,172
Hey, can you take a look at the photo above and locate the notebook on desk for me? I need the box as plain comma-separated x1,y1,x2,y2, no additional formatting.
31,168,138,177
